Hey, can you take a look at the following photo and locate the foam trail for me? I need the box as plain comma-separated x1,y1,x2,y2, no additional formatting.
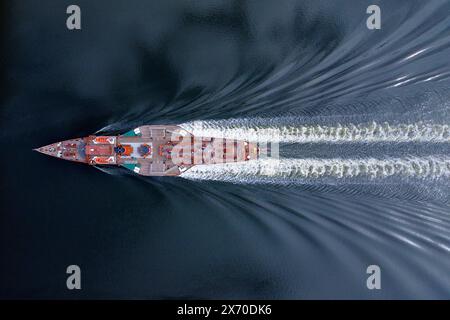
181,120,450,143
181,156,450,182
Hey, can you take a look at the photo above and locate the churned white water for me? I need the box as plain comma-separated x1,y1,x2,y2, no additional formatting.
181,156,450,182
181,120,450,143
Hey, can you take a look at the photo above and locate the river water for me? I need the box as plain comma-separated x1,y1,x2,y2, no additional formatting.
1,0,450,298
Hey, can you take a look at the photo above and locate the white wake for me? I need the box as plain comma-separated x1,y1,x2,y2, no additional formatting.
181,156,450,182
181,120,450,143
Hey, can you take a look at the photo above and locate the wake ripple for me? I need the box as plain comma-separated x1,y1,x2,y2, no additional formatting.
181,156,450,182
182,120,450,143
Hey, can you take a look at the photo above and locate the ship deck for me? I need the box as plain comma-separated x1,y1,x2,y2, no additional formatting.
117,125,183,176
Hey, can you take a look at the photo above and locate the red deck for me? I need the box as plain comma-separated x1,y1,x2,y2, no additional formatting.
85,145,113,156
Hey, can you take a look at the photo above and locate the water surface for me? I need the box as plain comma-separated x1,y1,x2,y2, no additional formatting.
1,0,450,299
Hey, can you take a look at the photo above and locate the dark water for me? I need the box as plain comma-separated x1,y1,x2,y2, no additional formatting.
1,0,450,299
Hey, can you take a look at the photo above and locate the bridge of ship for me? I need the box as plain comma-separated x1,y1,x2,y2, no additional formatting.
116,126,181,176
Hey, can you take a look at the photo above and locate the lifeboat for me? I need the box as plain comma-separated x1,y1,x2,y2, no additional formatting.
91,156,116,164
93,136,116,144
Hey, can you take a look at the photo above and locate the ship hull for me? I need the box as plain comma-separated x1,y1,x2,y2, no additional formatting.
36,125,260,176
